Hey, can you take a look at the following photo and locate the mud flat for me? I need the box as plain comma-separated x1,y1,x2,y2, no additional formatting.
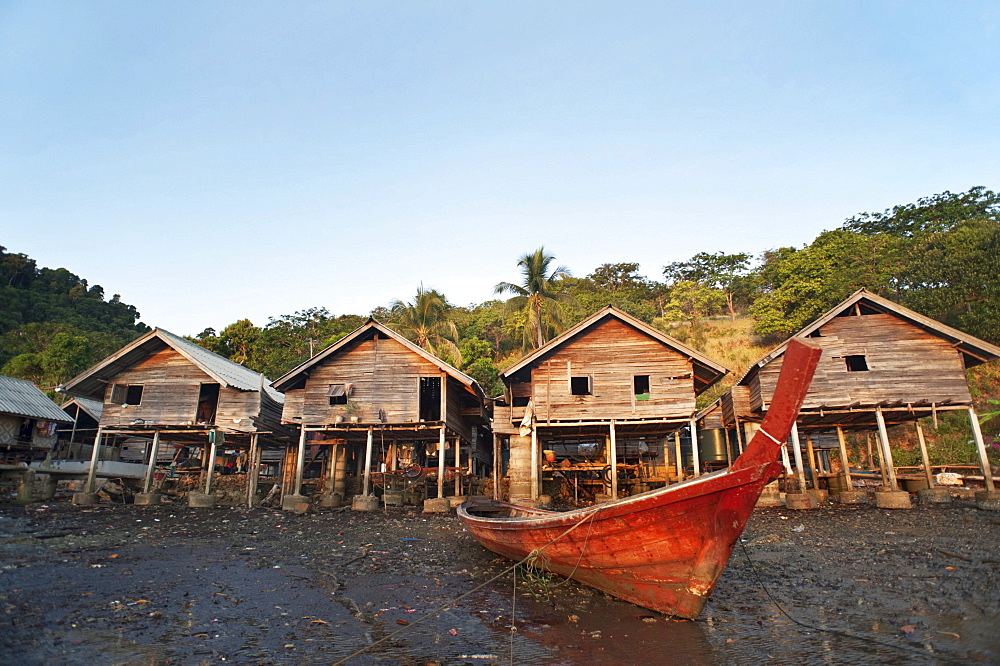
1,498,997,664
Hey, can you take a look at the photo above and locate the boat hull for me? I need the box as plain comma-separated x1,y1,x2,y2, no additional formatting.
459,338,822,619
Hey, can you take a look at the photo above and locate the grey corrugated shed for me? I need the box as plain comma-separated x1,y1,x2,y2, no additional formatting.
0,375,73,423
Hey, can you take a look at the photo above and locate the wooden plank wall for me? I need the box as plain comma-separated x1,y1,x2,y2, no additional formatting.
527,318,695,421
98,348,260,431
757,313,972,409
445,375,475,442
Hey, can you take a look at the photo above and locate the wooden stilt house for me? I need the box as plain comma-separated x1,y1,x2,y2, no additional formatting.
272,319,490,509
59,328,290,505
724,289,1000,495
493,306,729,505
0,375,72,464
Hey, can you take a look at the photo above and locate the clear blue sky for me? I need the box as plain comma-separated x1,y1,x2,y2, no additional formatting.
2,1,997,336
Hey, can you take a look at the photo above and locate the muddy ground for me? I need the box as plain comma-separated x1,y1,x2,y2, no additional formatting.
1,495,997,665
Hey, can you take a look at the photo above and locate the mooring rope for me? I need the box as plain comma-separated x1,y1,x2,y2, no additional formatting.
737,540,964,664
332,507,604,665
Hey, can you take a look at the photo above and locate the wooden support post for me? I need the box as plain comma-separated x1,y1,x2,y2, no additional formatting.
84,428,104,494
333,443,347,498
734,416,744,455
454,436,461,496
530,425,539,501
142,431,161,494
492,434,502,501
609,420,618,499
790,422,807,491
805,436,820,490
968,406,996,493
205,436,218,495
780,439,793,475
689,418,700,477
836,426,853,488
662,436,670,487
874,406,899,491
915,422,934,489
723,427,732,467
362,426,374,496
437,426,446,499
247,433,260,508
294,426,308,496
673,432,684,482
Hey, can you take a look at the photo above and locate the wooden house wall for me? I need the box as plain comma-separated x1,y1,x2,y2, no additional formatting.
721,385,752,425
756,313,971,410
288,335,477,439
525,318,696,421
444,376,476,442
98,348,258,431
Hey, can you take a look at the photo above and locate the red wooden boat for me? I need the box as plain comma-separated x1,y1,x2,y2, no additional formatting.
458,338,822,619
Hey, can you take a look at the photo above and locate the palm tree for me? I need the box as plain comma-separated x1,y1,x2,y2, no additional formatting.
495,247,574,350
389,284,462,364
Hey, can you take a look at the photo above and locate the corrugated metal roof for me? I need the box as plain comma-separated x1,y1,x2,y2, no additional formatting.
63,395,103,421
0,375,73,423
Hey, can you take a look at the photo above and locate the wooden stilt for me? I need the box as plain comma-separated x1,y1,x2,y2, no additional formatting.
492,434,502,501
915,422,934,488
805,436,820,490
790,422,807,491
609,420,618,499
362,426,374,496
84,428,104,493
530,425,539,501
689,418,700,477
205,436,218,495
294,426,308,496
723,427,732,467
673,432,684,482
969,406,996,493
836,426,853,488
437,426,446,499
874,406,899,491
734,416,744,454
454,436,461,496
142,431,161,494
247,433,260,508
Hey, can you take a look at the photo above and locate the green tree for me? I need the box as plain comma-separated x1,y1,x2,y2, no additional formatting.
494,247,574,350
664,251,751,319
389,285,462,364
662,280,725,325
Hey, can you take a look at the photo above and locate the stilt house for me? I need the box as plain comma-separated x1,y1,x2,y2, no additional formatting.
493,306,729,504
59,329,288,503
272,319,490,507
725,289,1000,494
0,375,72,463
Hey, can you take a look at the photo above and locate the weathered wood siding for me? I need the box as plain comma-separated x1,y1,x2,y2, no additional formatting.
721,385,752,425
526,318,696,421
757,313,971,409
98,348,258,431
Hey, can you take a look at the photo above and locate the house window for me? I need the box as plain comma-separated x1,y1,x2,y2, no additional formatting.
110,384,143,405
419,377,441,421
513,396,530,407
845,355,869,372
634,375,650,400
570,376,592,396
327,384,348,405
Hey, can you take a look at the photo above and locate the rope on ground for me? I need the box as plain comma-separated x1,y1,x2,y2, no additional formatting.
332,507,604,665
737,540,964,664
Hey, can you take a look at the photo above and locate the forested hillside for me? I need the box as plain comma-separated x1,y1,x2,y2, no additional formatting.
0,247,148,390
3,187,998,409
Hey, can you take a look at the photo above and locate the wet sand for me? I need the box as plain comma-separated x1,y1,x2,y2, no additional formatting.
1,497,997,664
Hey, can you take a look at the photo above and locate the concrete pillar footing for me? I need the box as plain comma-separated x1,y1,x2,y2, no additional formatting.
319,492,343,508
422,497,452,514
134,492,161,506
917,488,952,504
785,492,818,510
837,491,869,505
874,490,912,509
282,493,310,512
975,491,1000,511
188,492,217,508
352,494,380,512
72,492,100,506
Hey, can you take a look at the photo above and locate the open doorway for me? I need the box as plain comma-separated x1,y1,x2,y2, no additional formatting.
419,377,441,421
196,383,220,424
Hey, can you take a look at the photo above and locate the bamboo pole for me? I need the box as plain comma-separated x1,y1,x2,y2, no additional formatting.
836,426,853,489
609,420,618,499
142,431,161,494
790,422,807,491
915,422,934,489
874,406,899,491
968,406,996,493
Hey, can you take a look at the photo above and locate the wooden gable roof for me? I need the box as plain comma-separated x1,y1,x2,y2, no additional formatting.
60,328,283,403
739,288,1000,387
501,306,729,395
271,319,485,400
